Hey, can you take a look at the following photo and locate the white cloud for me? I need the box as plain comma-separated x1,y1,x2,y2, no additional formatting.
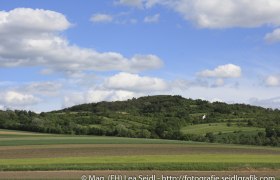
198,64,242,78
62,72,169,108
144,14,160,23
61,72,280,109
90,13,113,23
116,0,164,9
0,8,163,75
86,90,137,102
0,81,63,111
104,72,168,91
63,92,86,108
113,18,138,25
63,89,141,108
117,0,144,8
0,8,71,33
92,12,139,25
172,83,280,109
128,55,163,72
85,90,115,103
145,0,163,8
264,28,280,43
249,97,280,109
0,80,64,112
265,75,280,86
213,78,225,87
24,82,62,96
142,0,280,29
169,78,209,90
0,91,40,106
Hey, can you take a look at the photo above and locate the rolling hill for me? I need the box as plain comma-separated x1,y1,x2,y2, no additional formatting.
0,95,279,146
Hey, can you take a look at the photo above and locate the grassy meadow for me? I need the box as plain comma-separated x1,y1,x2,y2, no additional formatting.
181,122,264,135
0,129,280,172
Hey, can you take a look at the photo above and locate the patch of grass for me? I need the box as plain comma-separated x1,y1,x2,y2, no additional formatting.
0,154,279,171
2,154,279,164
0,136,194,146
181,123,264,135
1,163,279,171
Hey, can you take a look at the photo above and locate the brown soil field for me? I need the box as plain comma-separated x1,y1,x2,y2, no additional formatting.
0,131,35,135
0,144,279,159
0,170,279,179
0,130,46,135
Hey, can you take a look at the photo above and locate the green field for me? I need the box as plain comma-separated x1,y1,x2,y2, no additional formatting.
1,155,279,171
0,129,279,172
181,123,264,135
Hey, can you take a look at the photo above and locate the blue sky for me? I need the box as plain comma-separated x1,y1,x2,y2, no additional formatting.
1,0,280,112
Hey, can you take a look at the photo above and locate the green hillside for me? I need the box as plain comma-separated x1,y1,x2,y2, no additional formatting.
0,95,279,146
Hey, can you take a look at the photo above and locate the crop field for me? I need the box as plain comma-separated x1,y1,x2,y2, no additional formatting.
0,129,280,179
181,123,264,135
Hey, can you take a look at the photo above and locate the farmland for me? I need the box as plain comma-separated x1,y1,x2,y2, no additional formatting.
0,129,280,179
181,123,264,135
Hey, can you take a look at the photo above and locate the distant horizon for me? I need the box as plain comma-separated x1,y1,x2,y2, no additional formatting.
1,0,280,112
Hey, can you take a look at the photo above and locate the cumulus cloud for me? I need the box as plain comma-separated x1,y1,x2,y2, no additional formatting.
265,75,280,86
198,64,242,78
86,90,137,102
104,72,168,91
0,81,63,111
0,91,40,107
63,92,86,108
143,0,280,28
120,0,280,28
0,8,163,76
144,14,160,23
0,8,71,33
62,72,169,107
264,28,280,43
63,89,141,108
85,90,116,103
90,13,113,23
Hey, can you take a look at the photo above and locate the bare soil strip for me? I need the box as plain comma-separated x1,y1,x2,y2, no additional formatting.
0,130,46,136
0,131,37,135
1,144,279,159
0,170,279,179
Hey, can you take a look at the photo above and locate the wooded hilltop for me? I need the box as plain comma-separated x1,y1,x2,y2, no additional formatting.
1,95,279,146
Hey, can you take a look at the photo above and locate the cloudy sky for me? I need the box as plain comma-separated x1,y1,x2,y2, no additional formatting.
1,0,280,112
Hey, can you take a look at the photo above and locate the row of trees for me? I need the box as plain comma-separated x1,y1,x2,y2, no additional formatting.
185,129,280,146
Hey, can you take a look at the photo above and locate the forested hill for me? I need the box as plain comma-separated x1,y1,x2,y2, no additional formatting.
1,95,280,146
